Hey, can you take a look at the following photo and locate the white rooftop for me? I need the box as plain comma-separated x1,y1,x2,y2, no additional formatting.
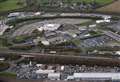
61,66,64,70
116,51,120,55
73,73,120,80
48,73,60,77
37,23,61,31
48,73,60,80
36,69,54,74
34,12,41,16
41,40,50,45
36,64,43,67
96,19,110,24
89,24,96,28
84,34,91,37
0,58,5,61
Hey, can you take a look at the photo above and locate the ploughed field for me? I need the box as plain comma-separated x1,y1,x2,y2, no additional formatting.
97,0,120,14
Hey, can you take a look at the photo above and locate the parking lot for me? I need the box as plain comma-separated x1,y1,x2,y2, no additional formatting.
81,35,114,48
7,63,120,80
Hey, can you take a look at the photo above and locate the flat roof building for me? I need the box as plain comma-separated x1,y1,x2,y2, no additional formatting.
36,69,54,74
37,23,61,31
73,73,120,80
48,73,60,80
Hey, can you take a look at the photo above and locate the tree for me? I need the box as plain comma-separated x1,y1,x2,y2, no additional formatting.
25,0,37,7
0,0,7,2
17,0,25,6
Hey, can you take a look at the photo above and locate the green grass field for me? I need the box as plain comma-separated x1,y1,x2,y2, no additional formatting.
0,0,24,12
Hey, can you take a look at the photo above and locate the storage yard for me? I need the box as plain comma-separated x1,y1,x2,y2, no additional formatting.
0,0,120,82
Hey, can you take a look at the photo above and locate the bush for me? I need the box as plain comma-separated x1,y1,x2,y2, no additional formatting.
0,37,12,47
0,0,7,2
9,44,34,50
0,72,16,78
0,62,9,71
13,35,31,43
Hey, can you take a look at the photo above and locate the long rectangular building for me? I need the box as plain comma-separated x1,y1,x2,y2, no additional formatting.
73,73,120,80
